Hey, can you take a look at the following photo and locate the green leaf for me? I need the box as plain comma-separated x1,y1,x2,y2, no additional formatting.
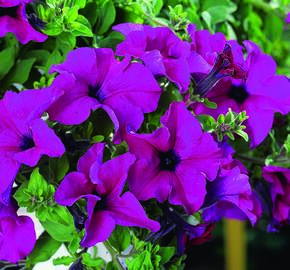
264,13,283,42
71,15,93,37
43,22,63,36
56,32,76,55
81,253,105,268
75,0,86,9
152,0,163,15
108,225,131,253
127,250,154,270
14,181,30,207
3,58,36,88
28,168,48,198
41,205,75,242
0,47,16,80
106,261,119,270
235,129,249,142
64,6,79,23
46,49,63,73
53,256,75,266
26,232,61,266
95,0,116,35
49,153,69,182
158,247,175,265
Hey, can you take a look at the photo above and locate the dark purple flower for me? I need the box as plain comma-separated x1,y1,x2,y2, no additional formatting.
286,12,290,24
262,166,290,232
125,101,222,215
192,41,290,147
55,143,160,247
0,201,36,263
201,164,258,226
0,0,47,44
146,206,214,255
113,23,191,93
47,47,161,144
0,88,65,204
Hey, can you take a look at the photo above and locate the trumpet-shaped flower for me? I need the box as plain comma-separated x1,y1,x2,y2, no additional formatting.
113,23,191,93
55,143,160,247
47,47,161,144
192,41,290,147
125,101,222,215
0,88,65,204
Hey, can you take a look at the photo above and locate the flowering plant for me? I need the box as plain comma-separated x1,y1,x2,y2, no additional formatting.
0,0,289,269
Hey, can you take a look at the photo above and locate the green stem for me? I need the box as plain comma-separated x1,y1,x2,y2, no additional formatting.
103,241,125,270
234,153,265,166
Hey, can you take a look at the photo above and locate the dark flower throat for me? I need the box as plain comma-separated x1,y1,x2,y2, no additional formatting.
88,84,104,103
20,135,35,151
159,150,181,172
0,6,18,18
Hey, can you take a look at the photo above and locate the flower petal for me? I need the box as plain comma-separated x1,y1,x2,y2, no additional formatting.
81,211,115,247
77,143,105,179
54,172,95,206
108,192,160,232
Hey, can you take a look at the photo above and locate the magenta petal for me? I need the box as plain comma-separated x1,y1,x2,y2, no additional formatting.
142,50,166,75
160,102,203,157
244,101,274,148
47,74,99,125
3,88,63,122
108,192,160,232
54,172,95,206
125,127,170,161
93,153,136,197
0,213,36,263
170,166,207,214
81,211,115,247
128,160,171,202
77,143,105,179
13,119,65,166
50,47,115,81
0,155,20,203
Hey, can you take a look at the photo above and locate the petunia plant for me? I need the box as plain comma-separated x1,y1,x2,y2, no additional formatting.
0,0,289,269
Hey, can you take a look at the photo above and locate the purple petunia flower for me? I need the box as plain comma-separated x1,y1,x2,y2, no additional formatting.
47,47,161,144
0,88,65,204
125,101,222,215
113,23,191,93
191,40,290,147
0,201,36,263
201,162,259,226
262,166,290,232
54,143,160,247
0,0,47,44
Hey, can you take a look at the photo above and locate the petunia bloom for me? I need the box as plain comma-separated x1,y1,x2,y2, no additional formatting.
262,166,290,232
125,101,222,215
47,47,161,144
0,0,47,44
201,163,259,226
55,143,160,247
113,23,191,93
191,40,290,147
0,88,65,204
0,201,36,263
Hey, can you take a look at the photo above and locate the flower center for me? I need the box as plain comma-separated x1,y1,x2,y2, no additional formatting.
0,6,18,18
20,135,35,151
159,150,181,172
88,84,104,103
227,84,249,104
93,196,107,213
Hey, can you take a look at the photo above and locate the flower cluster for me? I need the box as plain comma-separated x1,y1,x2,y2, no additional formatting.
0,3,290,267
